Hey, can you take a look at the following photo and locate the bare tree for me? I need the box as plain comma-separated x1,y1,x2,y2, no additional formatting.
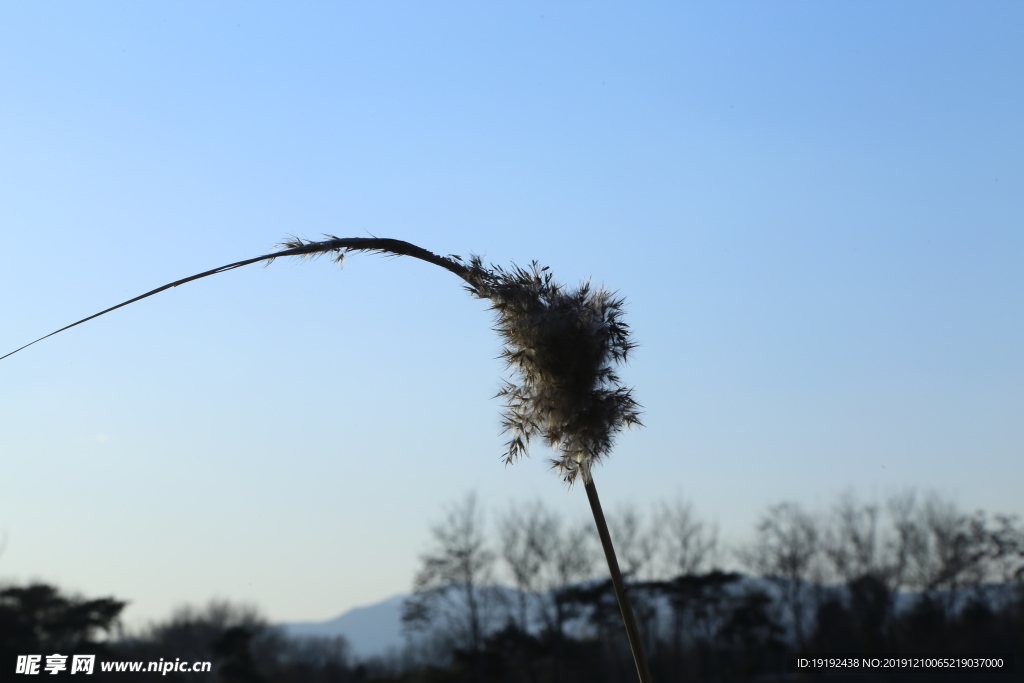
825,492,884,585
656,496,719,579
498,501,556,632
497,501,600,639
739,502,823,649
402,493,499,658
821,491,920,648
886,489,921,594
608,505,659,581
540,518,597,637
986,513,1024,585
897,494,986,596
826,490,1024,624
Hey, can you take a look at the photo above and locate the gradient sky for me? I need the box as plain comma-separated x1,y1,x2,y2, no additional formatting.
1,2,1021,629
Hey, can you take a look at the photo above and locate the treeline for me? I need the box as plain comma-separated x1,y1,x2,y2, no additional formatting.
0,590,352,683
2,490,1022,682
396,491,1024,682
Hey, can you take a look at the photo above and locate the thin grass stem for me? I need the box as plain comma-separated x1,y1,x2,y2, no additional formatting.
585,476,654,683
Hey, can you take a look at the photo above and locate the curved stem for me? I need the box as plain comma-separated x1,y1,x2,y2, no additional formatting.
1,237,469,361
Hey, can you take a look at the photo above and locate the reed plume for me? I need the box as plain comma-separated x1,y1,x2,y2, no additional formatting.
2,235,652,682
460,257,642,485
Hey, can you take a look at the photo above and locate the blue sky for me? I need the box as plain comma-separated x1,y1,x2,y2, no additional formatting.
1,2,1021,628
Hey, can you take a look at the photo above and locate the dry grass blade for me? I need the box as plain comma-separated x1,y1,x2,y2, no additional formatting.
0,237,466,362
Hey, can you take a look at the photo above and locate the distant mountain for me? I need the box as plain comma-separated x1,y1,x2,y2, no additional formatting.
277,585,528,659
278,593,407,659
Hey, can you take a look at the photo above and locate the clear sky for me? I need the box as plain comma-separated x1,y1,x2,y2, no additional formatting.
1,2,1021,629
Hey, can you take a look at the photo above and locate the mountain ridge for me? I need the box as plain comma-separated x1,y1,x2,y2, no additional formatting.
279,593,408,659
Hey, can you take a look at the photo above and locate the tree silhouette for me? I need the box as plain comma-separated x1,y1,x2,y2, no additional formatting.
738,502,823,649
0,583,125,677
498,502,554,634
402,492,500,662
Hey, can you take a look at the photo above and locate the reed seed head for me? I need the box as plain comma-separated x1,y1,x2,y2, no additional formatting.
460,257,642,485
